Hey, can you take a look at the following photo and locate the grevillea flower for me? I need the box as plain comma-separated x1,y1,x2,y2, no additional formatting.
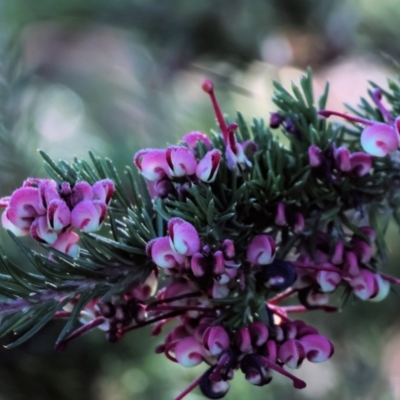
174,336,204,367
146,236,186,269
350,270,390,301
203,326,230,356
308,145,322,167
168,217,201,256
71,200,107,232
52,231,80,258
298,334,334,363
166,146,197,177
134,148,169,181
319,108,400,157
196,150,221,183
334,147,351,172
278,339,305,369
247,235,276,265
181,131,212,151
350,152,373,177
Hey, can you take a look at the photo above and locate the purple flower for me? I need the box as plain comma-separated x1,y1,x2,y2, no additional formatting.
168,217,201,256
174,336,204,367
134,148,169,181
247,235,276,265
47,199,71,231
278,339,305,369
334,147,351,172
298,334,334,363
165,146,197,177
308,145,322,167
350,152,373,177
71,200,107,232
203,326,230,356
361,122,399,157
181,131,212,150
52,231,80,258
30,216,58,244
146,236,186,269
196,150,221,183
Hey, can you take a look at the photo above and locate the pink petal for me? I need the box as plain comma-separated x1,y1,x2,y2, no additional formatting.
181,131,212,150
247,235,276,265
166,146,197,177
299,334,334,363
147,236,186,269
133,148,169,181
70,200,107,232
196,150,221,182
174,337,204,367
361,123,399,157
47,199,71,231
52,231,80,257
168,217,201,256
30,215,58,244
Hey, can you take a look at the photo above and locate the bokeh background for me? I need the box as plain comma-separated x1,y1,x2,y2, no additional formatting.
0,0,400,399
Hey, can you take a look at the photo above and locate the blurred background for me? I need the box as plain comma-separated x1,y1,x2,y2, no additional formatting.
0,0,400,399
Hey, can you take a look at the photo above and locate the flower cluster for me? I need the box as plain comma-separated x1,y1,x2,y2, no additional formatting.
3,76,400,400
0,178,114,257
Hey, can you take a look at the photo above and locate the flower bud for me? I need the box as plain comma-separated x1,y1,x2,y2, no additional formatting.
258,259,297,291
52,231,80,257
174,337,204,367
146,237,186,269
275,203,287,226
269,112,284,128
278,339,305,369
221,239,235,260
133,148,169,181
196,150,221,183
47,199,71,231
248,322,269,347
181,131,212,150
71,200,107,232
308,145,322,167
350,152,373,177
344,251,360,277
92,179,115,204
168,217,201,256
361,123,399,157
69,181,93,207
200,366,231,399
30,216,58,244
316,270,341,293
213,251,225,275
334,146,351,172
240,354,272,386
247,235,276,265
236,327,252,354
166,146,197,177
299,334,334,363
331,241,344,265
203,326,230,356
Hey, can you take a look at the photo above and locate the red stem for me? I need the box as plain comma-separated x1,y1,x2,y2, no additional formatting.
379,272,400,286
268,288,297,305
259,356,306,389
146,291,202,309
175,374,203,400
292,262,351,277
55,317,106,351
121,310,183,333
318,110,374,126
202,79,229,143
149,305,217,313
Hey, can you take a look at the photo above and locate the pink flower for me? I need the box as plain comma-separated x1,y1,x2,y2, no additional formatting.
71,201,107,232
298,334,334,363
47,199,71,231
196,150,221,183
236,327,253,354
69,181,93,207
30,216,58,244
146,237,186,269
168,217,201,256
174,336,204,367
247,235,276,265
165,146,197,177
308,145,322,167
248,322,269,347
52,231,80,257
134,148,169,181
350,152,373,177
203,326,230,356
278,339,305,369
181,131,212,150
361,122,399,157
92,179,115,204
350,270,390,301
316,270,341,292
275,203,287,226
334,147,351,172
